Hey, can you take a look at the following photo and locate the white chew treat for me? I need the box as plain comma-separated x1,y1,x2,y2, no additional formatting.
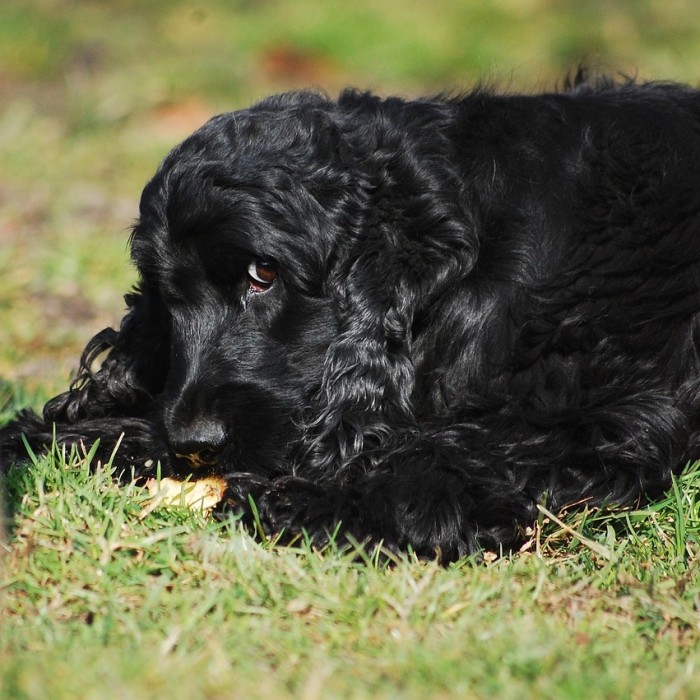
145,477,227,511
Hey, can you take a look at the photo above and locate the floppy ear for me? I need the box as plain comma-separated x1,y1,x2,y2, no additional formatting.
43,283,170,424
297,120,478,474
299,248,419,471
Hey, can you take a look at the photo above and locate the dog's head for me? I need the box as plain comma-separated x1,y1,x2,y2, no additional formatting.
127,91,475,477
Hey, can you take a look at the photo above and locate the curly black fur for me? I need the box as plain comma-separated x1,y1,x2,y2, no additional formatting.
4,78,700,561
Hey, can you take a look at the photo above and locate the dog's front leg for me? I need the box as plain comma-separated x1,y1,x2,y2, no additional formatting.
220,464,516,563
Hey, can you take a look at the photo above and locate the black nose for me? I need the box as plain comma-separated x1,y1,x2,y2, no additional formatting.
169,418,227,468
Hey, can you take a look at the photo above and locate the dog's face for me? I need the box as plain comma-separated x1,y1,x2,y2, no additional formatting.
123,93,475,480
130,108,348,477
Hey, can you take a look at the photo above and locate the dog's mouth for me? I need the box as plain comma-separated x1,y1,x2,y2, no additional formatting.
174,449,219,469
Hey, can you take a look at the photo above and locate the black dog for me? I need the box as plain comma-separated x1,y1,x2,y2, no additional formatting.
3,77,700,561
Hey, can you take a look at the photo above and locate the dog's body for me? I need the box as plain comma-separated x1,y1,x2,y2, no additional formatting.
3,78,700,561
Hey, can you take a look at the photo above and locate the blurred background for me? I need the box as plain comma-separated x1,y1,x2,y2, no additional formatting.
2,0,700,397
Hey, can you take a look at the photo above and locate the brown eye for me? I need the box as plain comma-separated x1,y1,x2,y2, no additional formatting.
247,260,278,292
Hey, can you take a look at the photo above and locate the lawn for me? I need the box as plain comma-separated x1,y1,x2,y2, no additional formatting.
3,437,700,699
3,1,700,697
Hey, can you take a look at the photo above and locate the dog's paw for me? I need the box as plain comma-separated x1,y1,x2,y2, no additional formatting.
254,476,364,547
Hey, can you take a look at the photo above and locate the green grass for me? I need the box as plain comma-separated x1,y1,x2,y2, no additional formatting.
3,442,700,699
4,1,700,697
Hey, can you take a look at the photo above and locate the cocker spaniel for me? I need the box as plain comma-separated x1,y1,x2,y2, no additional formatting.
3,76,700,561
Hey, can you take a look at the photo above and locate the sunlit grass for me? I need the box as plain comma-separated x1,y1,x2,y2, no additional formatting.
2,438,700,699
